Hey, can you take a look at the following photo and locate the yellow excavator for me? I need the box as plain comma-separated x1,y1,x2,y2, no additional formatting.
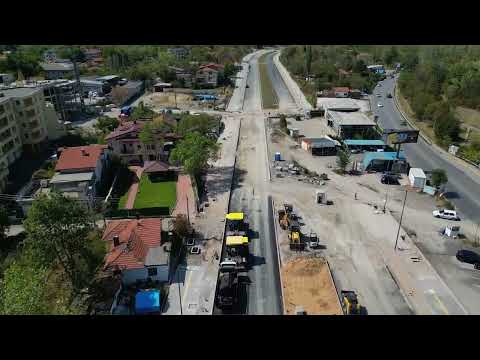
341,291,362,315
288,222,304,250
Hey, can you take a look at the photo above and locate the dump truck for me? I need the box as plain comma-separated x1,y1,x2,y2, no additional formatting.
225,212,248,236
224,235,250,270
217,260,248,310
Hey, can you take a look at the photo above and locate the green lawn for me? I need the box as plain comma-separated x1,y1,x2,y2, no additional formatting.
258,52,278,109
118,191,130,209
133,176,177,210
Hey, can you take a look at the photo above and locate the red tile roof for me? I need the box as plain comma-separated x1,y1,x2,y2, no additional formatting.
102,218,162,271
333,87,351,93
55,144,107,172
105,121,145,140
143,160,172,173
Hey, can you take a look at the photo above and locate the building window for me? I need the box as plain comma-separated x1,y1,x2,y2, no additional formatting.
137,145,141,150
15,101,20,106
24,134,29,139
147,267,157,276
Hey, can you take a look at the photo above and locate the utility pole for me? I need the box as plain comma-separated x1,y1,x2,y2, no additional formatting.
383,189,389,213
174,87,177,109
394,190,408,251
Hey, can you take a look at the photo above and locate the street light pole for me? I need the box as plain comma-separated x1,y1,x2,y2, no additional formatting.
394,189,408,251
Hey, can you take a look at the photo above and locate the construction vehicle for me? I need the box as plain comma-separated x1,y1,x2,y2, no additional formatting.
224,235,250,270
278,203,297,230
225,212,248,236
217,258,249,310
341,290,361,315
289,221,304,250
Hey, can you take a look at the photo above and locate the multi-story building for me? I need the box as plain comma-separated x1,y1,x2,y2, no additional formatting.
167,47,190,61
0,86,67,192
0,95,22,191
195,63,224,88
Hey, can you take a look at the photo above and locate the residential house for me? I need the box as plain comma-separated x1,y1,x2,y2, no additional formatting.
195,63,225,88
102,218,170,285
167,47,190,60
49,144,109,202
105,120,181,165
40,61,75,80
301,136,340,156
333,87,350,98
82,48,102,61
169,66,193,87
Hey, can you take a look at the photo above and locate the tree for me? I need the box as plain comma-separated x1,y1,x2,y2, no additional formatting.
431,168,448,189
93,116,119,134
23,192,96,291
177,114,219,137
130,101,156,120
170,132,219,176
336,147,351,174
384,46,400,66
0,205,8,243
0,257,50,315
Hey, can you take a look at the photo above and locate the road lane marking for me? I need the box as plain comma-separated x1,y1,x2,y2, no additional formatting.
427,289,449,315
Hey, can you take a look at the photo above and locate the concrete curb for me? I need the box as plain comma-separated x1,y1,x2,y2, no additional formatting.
325,259,344,315
273,51,312,113
271,198,286,314
264,117,272,182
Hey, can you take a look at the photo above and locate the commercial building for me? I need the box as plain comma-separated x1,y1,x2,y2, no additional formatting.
50,144,109,202
317,97,360,112
326,110,377,138
301,136,340,156
362,151,408,173
344,139,386,152
102,218,170,285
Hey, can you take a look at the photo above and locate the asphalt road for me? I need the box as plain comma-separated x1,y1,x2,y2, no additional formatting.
225,51,282,314
373,76,480,314
373,76,480,221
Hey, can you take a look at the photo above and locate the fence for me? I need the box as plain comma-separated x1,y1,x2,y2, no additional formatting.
105,206,171,219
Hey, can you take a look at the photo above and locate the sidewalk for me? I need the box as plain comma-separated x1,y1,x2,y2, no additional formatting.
124,166,143,209
172,174,197,220
376,210,468,315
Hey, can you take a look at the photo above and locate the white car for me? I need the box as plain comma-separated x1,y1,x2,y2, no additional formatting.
433,209,460,221
377,103,383,108
376,94,382,97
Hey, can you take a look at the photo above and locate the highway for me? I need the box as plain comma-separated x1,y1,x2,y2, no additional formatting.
373,76,480,222
263,51,297,111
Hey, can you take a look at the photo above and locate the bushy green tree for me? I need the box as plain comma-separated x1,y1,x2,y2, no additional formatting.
431,168,448,188
170,132,219,176
336,147,351,174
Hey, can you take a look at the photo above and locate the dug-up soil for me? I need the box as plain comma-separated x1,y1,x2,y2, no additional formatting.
282,256,343,315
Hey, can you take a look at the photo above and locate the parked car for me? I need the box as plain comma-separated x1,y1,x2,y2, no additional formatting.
456,250,480,269
433,209,460,221
377,103,383,108
376,94,382,97
387,93,392,98
381,173,399,185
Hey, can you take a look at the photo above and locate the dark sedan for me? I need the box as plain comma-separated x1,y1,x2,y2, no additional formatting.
456,250,480,269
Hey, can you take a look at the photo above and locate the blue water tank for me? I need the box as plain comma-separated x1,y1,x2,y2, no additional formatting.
274,152,281,161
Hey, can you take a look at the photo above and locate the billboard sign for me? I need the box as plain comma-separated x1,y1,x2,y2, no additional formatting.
382,129,419,145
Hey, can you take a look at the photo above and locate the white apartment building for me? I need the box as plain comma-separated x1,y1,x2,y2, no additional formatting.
0,87,58,192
